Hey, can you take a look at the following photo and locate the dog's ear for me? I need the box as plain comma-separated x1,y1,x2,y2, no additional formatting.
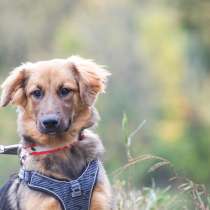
1,65,28,107
69,56,111,106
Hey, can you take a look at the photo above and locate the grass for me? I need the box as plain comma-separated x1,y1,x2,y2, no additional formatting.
111,115,210,210
113,172,210,210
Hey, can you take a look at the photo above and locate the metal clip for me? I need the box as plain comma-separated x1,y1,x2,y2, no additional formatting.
0,144,20,155
0,145,5,154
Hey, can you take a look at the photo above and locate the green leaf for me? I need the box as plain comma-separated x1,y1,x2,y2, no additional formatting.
122,113,129,144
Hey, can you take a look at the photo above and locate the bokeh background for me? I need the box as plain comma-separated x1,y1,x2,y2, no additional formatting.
0,0,210,191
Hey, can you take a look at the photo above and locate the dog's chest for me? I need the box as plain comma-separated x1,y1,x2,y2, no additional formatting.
7,179,61,210
21,187,62,210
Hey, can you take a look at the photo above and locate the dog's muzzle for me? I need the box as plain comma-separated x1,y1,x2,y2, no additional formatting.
38,114,71,135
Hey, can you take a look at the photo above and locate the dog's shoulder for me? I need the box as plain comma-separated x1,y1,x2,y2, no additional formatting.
0,175,18,210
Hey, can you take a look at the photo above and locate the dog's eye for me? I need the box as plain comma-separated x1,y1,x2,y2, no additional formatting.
59,87,71,97
31,89,43,99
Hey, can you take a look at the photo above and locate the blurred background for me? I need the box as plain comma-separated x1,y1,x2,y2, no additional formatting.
0,0,210,190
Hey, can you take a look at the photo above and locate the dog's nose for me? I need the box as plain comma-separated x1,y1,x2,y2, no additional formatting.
40,115,60,132
43,118,58,129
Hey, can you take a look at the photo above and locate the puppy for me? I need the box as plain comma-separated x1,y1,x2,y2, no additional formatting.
0,56,112,210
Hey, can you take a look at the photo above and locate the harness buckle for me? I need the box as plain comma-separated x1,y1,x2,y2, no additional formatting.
71,180,82,197
19,169,32,183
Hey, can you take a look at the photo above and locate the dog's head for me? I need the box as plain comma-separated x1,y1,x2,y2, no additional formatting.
0,56,110,145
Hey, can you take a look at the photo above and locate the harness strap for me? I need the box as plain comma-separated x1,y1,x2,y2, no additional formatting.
19,160,99,210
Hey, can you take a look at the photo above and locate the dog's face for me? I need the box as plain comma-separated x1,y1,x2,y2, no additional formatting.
0,56,110,145
24,63,78,135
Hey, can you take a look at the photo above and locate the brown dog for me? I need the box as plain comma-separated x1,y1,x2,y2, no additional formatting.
0,56,112,210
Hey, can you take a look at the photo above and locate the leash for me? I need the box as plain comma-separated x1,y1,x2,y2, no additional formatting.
0,144,20,155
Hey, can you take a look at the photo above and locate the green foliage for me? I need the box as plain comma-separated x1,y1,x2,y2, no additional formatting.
114,180,174,210
113,115,210,209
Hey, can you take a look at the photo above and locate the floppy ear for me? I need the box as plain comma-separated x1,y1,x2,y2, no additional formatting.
1,65,27,107
69,56,111,106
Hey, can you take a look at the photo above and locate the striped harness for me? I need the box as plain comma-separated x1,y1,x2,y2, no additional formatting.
19,160,99,210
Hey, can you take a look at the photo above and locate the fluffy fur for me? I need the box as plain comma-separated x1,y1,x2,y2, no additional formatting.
0,56,112,210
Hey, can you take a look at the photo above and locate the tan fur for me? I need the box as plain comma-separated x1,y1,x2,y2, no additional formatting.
1,57,110,146
91,175,112,210
1,56,112,210
23,191,61,210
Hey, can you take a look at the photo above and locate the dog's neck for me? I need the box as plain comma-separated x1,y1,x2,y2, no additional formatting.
19,129,104,180
21,131,84,156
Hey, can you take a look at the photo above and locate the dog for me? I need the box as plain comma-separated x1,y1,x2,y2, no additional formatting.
0,56,112,210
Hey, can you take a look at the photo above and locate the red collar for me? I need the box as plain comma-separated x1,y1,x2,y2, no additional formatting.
23,132,85,156
23,144,74,156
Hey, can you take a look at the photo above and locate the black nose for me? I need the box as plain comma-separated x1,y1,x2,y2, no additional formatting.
40,115,60,132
